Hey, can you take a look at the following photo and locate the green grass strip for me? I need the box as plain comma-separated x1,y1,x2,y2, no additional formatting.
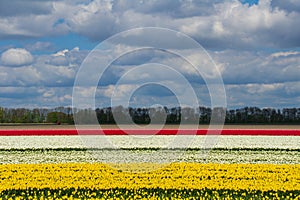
1,188,299,199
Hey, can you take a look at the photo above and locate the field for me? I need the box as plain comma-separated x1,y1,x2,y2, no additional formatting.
0,125,299,199
1,163,299,199
1,124,300,129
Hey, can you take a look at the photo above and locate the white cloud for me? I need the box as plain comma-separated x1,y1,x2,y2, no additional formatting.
0,0,53,17
245,83,284,94
48,55,69,66
104,84,136,99
271,51,299,58
1,48,33,67
177,0,300,49
60,0,116,41
43,89,55,98
25,41,54,52
57,0,298,49
225,81,300,108
53,49,69,57
0,47,86,87
0,0,300,108
0,0,299,50
271,0,300,13
0,12,68,39
211,50,300,84
0,43,299,108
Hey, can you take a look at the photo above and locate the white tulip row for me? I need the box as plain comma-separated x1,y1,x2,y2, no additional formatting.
0,135,299,149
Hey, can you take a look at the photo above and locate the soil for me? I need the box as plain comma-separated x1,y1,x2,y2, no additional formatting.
0,124,299,130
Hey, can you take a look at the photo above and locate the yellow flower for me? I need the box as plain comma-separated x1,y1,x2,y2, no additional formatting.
0,163,299,199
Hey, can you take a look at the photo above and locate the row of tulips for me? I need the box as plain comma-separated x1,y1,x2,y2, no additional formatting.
0,163,299,199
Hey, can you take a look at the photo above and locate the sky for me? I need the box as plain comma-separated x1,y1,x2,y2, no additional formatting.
0,0,300,109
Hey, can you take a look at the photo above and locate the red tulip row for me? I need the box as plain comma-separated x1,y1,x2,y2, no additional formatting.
0,129,299,136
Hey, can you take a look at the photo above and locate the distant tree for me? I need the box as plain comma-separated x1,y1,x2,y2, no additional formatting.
46,112,71,124
112,105,131,124
1,105,300,125
73,108,98,124
0,107,4,123
149,107,167,124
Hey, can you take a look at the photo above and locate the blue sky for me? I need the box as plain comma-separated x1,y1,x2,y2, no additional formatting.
0,0,300,109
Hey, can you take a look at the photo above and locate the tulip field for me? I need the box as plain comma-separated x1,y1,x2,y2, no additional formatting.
0,127,299,199
0,163,300,199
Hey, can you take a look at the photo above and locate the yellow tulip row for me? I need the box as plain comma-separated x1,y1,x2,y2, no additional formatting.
0,163,299,199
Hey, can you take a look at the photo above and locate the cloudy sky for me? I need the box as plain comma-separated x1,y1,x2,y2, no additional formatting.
0,0,299,109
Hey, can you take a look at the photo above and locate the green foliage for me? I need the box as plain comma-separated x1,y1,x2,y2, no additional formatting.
46,112,73,124
0,107,4,123
0,106,299,124
0,188,299,199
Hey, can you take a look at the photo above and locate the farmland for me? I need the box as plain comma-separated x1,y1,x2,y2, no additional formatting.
0,126,299,199
0,163,299,199
1,148,300,165
1,124,300,129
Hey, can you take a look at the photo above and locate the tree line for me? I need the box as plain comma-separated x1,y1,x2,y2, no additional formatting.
0,106,300,125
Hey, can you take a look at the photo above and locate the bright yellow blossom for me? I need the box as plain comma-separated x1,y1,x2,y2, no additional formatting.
0,163,299,199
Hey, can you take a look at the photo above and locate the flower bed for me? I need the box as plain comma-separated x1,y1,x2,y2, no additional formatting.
0,129,300,135
0,163,299,199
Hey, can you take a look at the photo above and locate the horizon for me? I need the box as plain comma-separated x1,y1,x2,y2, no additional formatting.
1,104,300,111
